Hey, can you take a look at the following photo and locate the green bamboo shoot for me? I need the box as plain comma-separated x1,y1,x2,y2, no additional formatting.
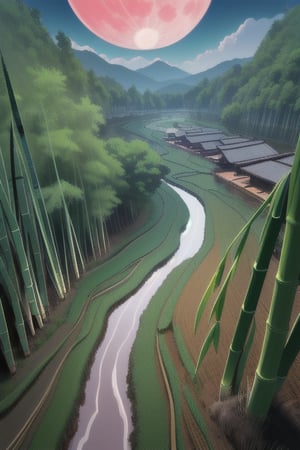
247,136,300,419
220,174,289,398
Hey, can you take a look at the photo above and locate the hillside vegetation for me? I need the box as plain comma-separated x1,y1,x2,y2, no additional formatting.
0,0,168,374
184,6,300,145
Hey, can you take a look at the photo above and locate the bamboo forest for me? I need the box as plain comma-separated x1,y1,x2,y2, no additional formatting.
0,1,300,449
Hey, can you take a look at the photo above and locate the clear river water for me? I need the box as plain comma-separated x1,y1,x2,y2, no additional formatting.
69,185,206,450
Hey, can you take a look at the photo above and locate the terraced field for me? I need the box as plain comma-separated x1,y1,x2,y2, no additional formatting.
125,116,300,449
1,114,299,450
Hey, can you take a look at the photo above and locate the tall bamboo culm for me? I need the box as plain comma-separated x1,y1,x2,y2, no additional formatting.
247,135,300,419
194,134,300,423
220,174,289,399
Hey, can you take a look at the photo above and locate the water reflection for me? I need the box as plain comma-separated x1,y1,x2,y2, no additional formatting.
69,185,205,450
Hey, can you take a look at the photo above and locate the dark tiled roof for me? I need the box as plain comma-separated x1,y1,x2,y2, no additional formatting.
241,158,293,184
186,133,227,145
201,141,222,151
218,140,264,151
185,128,204,135
220,137,252,145
219,142,277,164
175,130,186,138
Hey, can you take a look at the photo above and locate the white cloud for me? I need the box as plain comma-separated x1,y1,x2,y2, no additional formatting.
179,14,283,74
71,14,283,75
71,40,99,55
71,39,159,70
100,55,160,70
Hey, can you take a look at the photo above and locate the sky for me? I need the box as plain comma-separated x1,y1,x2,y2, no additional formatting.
23,0,300,74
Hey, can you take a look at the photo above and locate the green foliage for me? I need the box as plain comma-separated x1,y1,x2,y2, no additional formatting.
42,180,83,213
105,137,168,203
126,116,265,449
193,135,300,421
221,102,242,129
28,183,187,449
184,6,300,144
0,1,169,376
247,137,300,419
194,190,274,338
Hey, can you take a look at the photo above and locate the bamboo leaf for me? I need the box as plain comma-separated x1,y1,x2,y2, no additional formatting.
195,322,219,373
1,54,39,188
195,190,274,333
210,275,232,322
209,227,250,322
271,173,289,219
194,272,218,331
214,255,227,287
247,137,300,418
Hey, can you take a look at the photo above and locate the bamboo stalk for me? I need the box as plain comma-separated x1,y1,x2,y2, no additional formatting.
0,148,10,203
194,190,275,333
0,298,16,374
14,142,49,308
0,254,31,353
220,174,289,398
16,142,66,298
1,56,66,298
247,135,300,419
276,313,300,389
42,107,84,279
0,179,43,329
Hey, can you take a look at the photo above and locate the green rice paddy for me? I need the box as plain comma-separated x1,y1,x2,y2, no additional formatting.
2,115,266,449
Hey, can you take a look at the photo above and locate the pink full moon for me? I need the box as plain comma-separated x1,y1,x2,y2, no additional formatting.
68,0,211,50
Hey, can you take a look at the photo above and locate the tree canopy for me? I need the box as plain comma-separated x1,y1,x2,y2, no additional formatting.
183,6,300,144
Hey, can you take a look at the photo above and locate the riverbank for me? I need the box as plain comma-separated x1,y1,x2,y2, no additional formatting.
1,114,298,450
127,116,300,450
126,117,266,449
0,182,189,449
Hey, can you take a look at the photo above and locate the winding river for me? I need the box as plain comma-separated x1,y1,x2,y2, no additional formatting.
69,185,206,450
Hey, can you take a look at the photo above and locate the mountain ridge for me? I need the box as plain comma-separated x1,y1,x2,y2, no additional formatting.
73,49,252,93
136,60,189,82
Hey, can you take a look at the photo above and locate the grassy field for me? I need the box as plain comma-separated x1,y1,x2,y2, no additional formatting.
125,115,266,449
26,181,189,449
0,113,266,449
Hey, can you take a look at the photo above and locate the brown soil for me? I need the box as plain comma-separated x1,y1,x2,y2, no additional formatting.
215,170,270,202
1,179,300,449
169,221,300,449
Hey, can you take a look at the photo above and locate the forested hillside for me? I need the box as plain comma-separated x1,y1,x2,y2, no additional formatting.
0,0,167,224
184,6,300,145
0,0,168,373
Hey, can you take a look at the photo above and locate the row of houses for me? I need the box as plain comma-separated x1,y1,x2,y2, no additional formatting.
165,126,294,195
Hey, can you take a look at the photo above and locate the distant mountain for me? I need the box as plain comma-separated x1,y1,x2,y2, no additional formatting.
179,58,252,87
137,60,189,82
154,58,252,94
73,49,159,92
73,49,251,94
